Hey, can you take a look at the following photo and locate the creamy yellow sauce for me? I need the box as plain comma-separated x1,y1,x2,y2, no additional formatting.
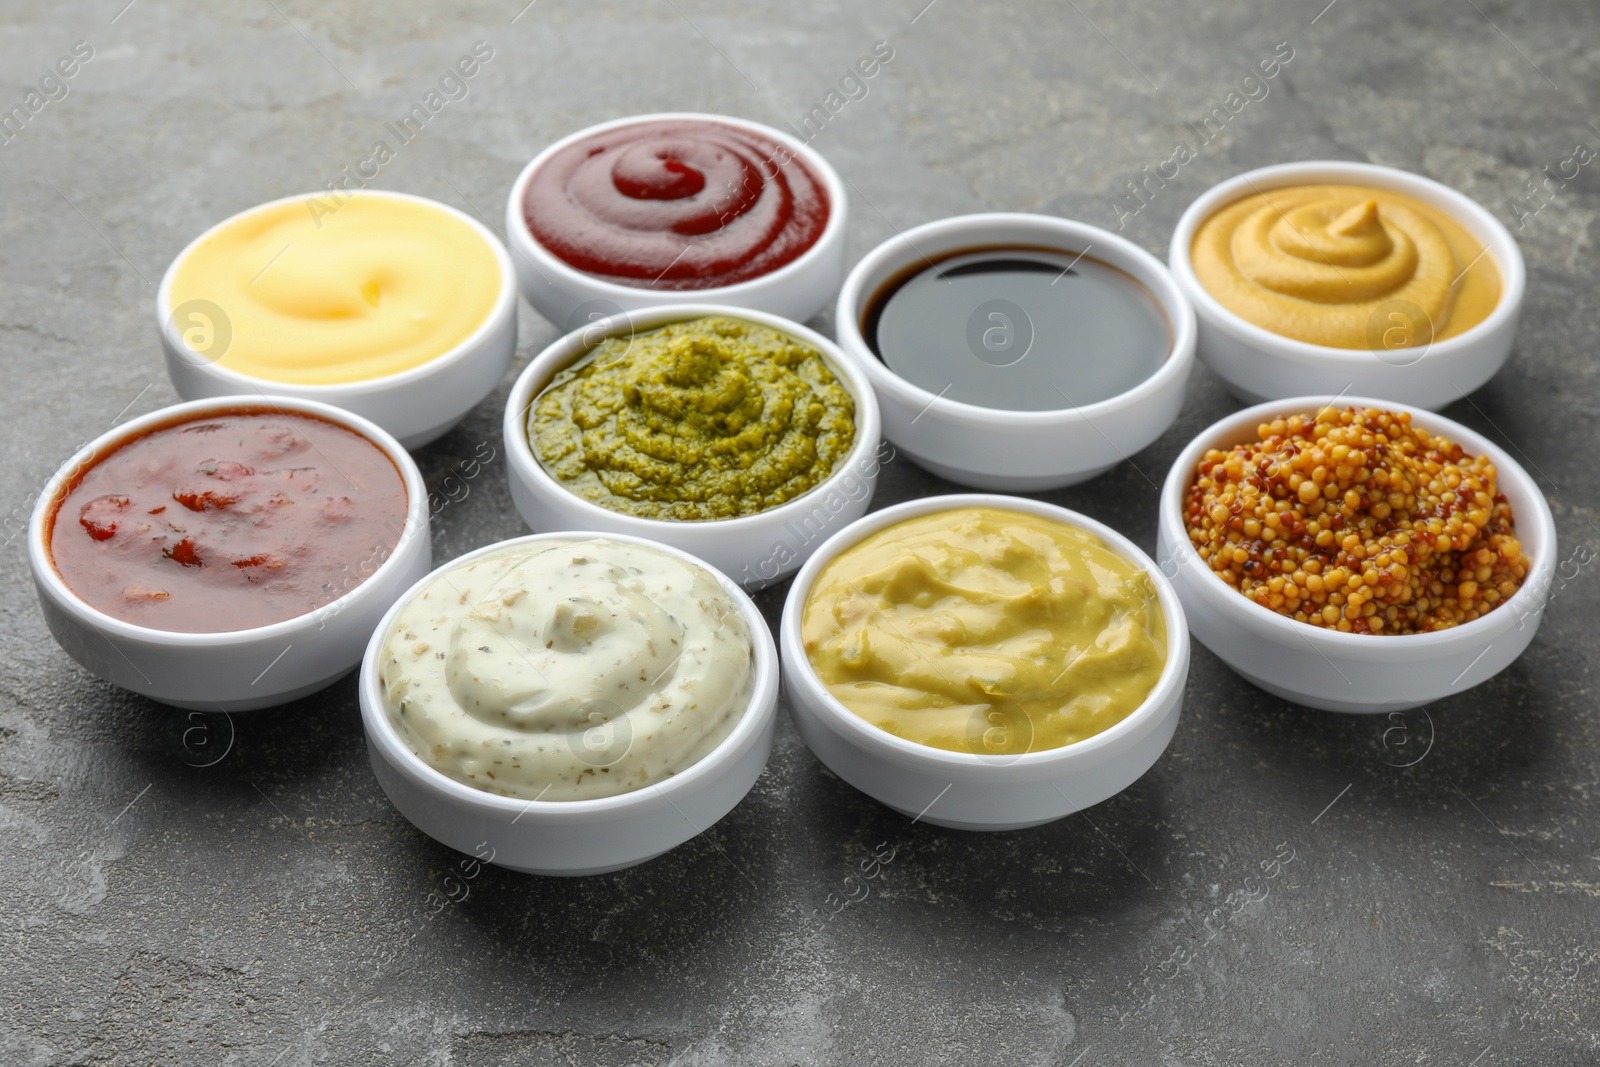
378,539,754,802
1191,183,1500,349
801,507,1167,755
169,193,501,384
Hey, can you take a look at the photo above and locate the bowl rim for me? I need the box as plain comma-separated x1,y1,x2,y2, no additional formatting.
27,394,430,649
504,111,849,303
833,211,1199,424
358,530,780,818
502,302,883,535
1167,160,1527,364
779,492,1191,769
1156,393,1558,650
155,189,518,396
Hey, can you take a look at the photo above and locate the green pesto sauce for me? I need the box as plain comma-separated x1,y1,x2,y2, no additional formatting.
531,316,857,522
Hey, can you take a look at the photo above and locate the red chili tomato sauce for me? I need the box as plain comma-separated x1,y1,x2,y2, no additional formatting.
48,409,407,633
523,118,830,290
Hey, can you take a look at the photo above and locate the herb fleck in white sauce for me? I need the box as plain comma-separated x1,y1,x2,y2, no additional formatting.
379,539,753,801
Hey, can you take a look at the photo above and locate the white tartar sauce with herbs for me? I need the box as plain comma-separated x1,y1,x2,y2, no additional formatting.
379,539,753,801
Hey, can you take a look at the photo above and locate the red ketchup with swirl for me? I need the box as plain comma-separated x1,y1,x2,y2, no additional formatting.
522,118,829,290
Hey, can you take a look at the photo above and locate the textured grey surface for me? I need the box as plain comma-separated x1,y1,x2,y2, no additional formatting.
2,1,1597,1064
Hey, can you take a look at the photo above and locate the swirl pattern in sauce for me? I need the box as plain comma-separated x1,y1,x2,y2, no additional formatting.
379,539,754,801
1191,184,1500,349
523,119,829,290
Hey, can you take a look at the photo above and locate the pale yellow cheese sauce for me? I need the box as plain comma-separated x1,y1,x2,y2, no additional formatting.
801,507,1167,756
169,193,501,384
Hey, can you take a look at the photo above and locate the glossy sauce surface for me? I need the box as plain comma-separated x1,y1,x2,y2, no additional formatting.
523,119,829,290
169,194,502,384
865,248,1171,412
50,410,407,633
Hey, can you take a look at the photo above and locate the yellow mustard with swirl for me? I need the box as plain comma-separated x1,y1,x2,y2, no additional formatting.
531,316,856,521
801,507,1167,756
1191,184,1500,349
169,193,502,384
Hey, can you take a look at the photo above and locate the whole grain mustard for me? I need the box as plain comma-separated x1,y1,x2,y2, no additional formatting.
1183,406,1527,634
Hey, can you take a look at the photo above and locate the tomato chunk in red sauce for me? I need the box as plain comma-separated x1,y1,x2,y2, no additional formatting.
49,410,407,633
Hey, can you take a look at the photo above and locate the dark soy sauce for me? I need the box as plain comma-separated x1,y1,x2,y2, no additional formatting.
864,247,1172,412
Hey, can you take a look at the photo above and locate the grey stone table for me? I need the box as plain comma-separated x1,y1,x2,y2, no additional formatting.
2,1,1596,1063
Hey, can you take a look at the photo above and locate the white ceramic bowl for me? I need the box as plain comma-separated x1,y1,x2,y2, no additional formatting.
1169,161,1526,411
28,395,432,711
157,190,519,450
1155,396,1555,714
836,213,1197,490
503,304,883,591
504,112,848,329
780,494,1190,831
358,532,779,876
